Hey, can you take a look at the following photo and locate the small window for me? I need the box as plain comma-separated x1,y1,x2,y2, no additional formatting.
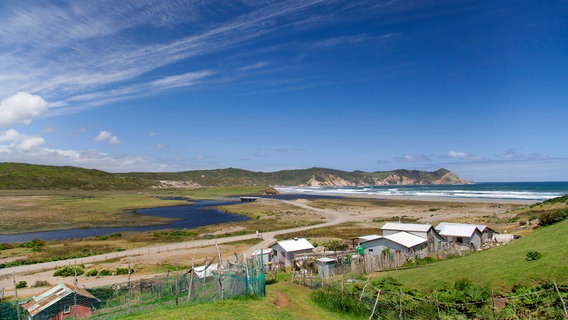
64,305,71,314
368,249,373,253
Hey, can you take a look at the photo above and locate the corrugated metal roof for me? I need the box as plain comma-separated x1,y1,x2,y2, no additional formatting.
360,231,427,249
273,238,314,252
251,248,272,256
383,231,428,248
21,282,99,317
381,222,432,232
358,234,381,242
436,223,479,237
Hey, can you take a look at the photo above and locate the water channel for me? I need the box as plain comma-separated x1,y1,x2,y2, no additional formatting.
0,198,248,244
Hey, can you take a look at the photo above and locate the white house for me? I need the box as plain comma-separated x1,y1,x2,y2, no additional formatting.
251,248,272,269
359,231,429,257
270,238,314,267
435,223,483,249
381,222,445,252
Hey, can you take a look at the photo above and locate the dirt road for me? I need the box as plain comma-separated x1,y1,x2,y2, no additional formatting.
0,198,348,296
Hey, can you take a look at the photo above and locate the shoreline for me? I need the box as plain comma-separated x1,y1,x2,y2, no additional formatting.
275,190,538,205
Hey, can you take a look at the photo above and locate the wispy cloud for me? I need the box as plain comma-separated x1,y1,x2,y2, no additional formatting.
447,150,482,161
394,154,432,163
0,0,391,115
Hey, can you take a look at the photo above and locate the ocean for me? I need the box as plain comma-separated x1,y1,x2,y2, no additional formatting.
276,181,568,202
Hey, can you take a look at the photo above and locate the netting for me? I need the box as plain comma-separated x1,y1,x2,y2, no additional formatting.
1,255,265,320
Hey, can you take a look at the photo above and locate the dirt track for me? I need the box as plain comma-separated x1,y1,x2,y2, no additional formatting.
0,198,348,296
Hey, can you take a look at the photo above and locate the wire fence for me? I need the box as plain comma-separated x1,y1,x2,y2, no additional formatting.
307,276,568,320
0,253,266,320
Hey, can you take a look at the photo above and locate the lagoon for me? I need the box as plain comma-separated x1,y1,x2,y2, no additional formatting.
0,199,249,244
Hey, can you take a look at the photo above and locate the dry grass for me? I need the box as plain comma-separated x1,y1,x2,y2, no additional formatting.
0,191,188,233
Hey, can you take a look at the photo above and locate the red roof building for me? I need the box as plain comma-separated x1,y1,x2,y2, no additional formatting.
21,282,100,319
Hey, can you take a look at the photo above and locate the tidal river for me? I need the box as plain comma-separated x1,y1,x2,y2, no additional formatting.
0,199,249,244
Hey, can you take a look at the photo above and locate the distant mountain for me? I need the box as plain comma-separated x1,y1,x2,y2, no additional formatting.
0,163,472,190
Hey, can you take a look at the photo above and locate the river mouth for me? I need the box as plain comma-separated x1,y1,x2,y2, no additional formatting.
0,199,249,244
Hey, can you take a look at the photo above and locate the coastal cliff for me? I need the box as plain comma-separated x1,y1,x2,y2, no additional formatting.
298,168,471,187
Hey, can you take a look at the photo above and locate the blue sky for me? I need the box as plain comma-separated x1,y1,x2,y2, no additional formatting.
1,0,567,182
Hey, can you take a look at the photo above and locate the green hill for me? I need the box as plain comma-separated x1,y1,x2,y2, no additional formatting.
0,162,470,190
0,162,151,190
382,218,568,290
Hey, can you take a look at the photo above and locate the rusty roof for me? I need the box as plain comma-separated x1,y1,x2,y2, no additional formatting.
21,282,99,317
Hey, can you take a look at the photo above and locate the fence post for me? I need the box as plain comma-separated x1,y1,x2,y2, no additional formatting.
554,281,568,319
367,289,381,320
399,289,404,320
128,261,132,315
360,275,371,301
491,288,497,320
187,257,194,303
74,261,78,320
434,290,441,319
13,272,20,320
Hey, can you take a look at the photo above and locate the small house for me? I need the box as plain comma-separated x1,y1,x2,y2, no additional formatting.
359,231,429,257
316,257,336,276
381,222,445,251
435,222,483,249
270,238,314,267
21,282,100,320
251,248,272,269
352,234,381,248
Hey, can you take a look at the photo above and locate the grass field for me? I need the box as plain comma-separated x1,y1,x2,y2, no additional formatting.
116,281,363,320
380,219,568,291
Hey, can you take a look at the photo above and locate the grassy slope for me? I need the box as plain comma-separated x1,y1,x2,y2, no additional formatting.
381,219,568,291
1,162,464,189
0,162,150,190
118,282,362,320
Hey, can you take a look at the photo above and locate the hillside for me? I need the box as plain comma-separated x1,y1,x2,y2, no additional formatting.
0,162,471,190
382,218,568,290
0,162,151,190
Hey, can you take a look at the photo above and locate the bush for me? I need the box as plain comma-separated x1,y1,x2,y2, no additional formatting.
323,239,348,251
31,280,51,288
86,268,98,277
0,243,14,250
115,267,134,275
538,208,568,226
99,269,112,276
526,251,542,261
19,239,45,249
54,265,84,277
16,280,27,288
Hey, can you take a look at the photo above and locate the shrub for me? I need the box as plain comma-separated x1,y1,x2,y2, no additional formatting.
54,265,84,277
16,280,27,288
19,239,45,249
86,268,98,277
538,209,568,226
31,280,51,288
323,239,348,251
526,251,542,261
115,267,134,275
0,243,14,250
99,269,112,276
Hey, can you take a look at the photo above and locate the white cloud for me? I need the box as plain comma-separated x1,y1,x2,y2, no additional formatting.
0,92,49,127
0,129,46,151
447,151,482,161
94,130,121,144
